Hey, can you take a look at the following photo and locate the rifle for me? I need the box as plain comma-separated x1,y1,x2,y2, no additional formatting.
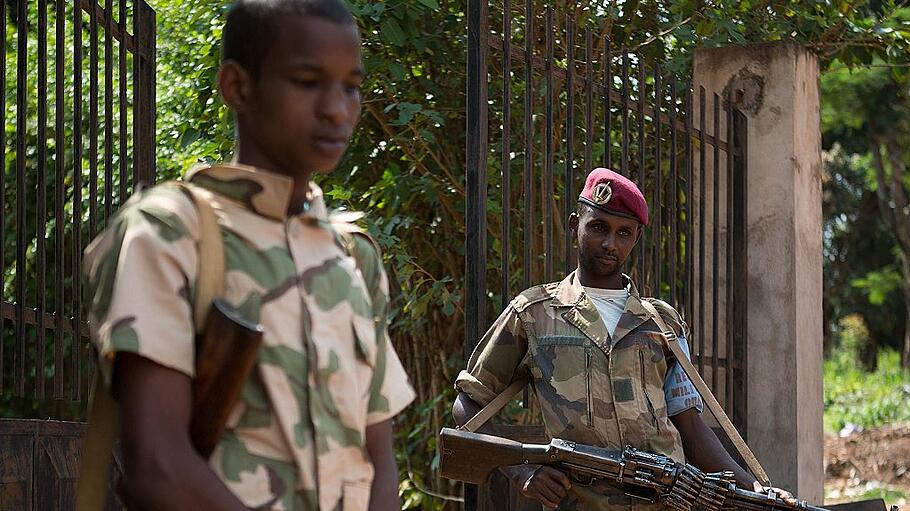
190,298,264,459
439,427,828,511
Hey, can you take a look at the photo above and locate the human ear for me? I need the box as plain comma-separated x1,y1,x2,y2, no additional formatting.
218,61,252,114
568,212,579,235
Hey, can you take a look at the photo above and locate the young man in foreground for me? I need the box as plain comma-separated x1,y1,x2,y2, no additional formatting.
84,1,414,509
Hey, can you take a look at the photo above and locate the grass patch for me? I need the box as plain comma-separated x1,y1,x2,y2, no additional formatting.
824,316,910,434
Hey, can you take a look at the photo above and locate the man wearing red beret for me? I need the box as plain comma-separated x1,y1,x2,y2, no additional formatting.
453,168,791,510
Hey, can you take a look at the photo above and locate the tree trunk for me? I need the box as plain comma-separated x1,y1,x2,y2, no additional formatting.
901,251,910,369
870,135,910,369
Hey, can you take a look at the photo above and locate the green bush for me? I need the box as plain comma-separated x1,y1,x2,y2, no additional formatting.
824,315,910,433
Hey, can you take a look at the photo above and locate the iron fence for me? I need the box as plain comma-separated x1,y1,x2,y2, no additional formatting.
0,0,155,413
465,2,749,507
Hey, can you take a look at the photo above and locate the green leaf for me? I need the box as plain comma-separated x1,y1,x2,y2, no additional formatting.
381,18,407,46
417,0,439,9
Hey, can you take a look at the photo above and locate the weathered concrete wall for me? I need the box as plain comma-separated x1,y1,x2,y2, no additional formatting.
693,41,824,501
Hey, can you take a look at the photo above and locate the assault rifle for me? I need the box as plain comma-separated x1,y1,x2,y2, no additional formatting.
439,427,828,511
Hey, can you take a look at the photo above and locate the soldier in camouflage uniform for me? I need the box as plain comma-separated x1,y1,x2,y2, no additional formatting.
83,1,414,510
453,168,780,510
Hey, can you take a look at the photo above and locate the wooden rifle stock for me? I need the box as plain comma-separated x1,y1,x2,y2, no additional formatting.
438,427,551,484
190,298,264,459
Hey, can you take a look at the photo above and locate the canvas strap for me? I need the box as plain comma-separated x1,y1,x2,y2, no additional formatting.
75,182,224,510
639,299,771,486
458,377,529,433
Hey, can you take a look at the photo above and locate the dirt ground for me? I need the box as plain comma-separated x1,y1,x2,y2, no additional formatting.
825,422,910,510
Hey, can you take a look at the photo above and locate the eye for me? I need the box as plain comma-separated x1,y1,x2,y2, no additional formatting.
290,77,319,88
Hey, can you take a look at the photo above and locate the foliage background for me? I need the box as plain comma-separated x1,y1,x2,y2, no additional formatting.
1,0,909,508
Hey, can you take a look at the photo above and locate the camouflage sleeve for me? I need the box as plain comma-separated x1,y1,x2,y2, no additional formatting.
454,303,530,407
83,185,200,388
349,234,416,425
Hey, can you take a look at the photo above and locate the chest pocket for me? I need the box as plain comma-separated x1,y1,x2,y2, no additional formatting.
531,335,594,428
610,330,670,446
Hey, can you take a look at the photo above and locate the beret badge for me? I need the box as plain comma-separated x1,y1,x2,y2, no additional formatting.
592,181,613,205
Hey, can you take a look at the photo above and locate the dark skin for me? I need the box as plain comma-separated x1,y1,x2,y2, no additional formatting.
453,204,793,508
116,15,402,511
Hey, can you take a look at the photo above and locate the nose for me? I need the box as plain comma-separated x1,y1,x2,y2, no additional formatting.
600,233,616,250
316,83,351,125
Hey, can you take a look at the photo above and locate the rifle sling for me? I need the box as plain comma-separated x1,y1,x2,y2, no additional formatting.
639,300,772,486
459,377,529,433
75,182,225,510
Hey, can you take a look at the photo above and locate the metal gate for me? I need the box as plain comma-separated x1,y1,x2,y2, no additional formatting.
0,0,155,508
465,1,749,509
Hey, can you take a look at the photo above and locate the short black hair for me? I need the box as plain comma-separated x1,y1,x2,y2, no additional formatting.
222,0,355,78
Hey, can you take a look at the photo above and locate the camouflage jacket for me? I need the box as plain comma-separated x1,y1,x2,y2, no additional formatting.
84,163,416,511
456,272,689,511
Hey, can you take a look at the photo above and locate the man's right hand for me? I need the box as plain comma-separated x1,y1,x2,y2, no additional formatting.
505,464,572,508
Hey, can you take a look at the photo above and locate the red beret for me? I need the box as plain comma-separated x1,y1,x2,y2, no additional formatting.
578,168,649,225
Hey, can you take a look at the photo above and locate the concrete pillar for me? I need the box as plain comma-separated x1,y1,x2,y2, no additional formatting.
693,41,824,501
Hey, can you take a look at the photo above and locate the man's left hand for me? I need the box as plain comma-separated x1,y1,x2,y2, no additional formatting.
752,481,798,507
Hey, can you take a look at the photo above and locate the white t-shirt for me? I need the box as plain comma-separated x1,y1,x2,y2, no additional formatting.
584,286,704,416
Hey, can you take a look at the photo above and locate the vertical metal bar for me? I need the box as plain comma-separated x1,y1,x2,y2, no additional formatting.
544,6,554,282
620,51,629,177
501,0,511,311
119,0,129,201
711,93,721,395
74,0,85,402
636,59,646,287
464,7,488,509
583,27,593,177
37,0,49,399
564,17,574,276
732,109,749,436
653,66,662,296
90,1,100,237
15,0,29,397
670,77,678,307
685,87,694,320
105,0,115,223
56,0,68,400
134,0,156,187
146,6,157,185
523,0,533,291
465,0,489,361
698,86,706,375
725,96,734,416
603,37,611,169
0,0,6,393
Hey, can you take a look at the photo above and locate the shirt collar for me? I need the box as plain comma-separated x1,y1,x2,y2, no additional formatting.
552,271,641,307
185,163,328,221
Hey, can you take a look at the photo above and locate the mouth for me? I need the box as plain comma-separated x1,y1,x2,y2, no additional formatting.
595,255,619,264
311,135,348,155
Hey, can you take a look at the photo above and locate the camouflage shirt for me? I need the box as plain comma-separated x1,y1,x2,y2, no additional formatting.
84,163,416,511
456,272,694,511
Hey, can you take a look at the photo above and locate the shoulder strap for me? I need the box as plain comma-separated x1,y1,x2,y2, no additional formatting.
640,300,771,486
459,377,529,433
76,181,225,510
175,182,225,333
